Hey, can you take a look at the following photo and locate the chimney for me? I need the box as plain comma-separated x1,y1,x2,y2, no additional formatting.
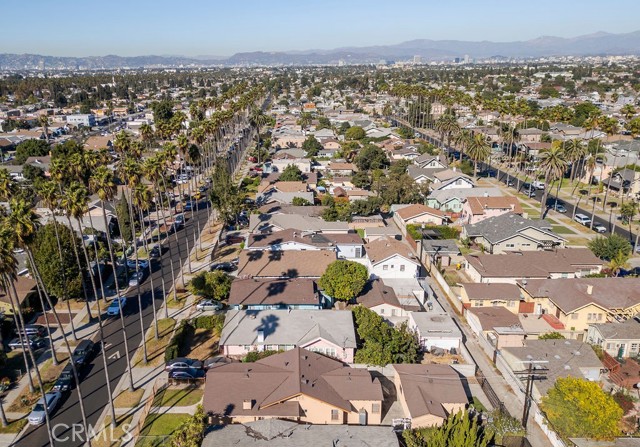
257,330,265,342
586,284,593,295
243,399,254,410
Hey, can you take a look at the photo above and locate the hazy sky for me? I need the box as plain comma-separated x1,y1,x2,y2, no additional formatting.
2,0,639,57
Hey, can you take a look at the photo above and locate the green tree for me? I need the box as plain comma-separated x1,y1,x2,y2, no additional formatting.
278,164,303,181
150,100,174,123
291,197,312,206
538,332,565,340
316,116,331,130
608,249,630,277
354,144,389,171
345,126,366,140
588,234,631,261
538,143,568,216
167,405,206,447
301,135,323,157
30,223,84,299
318,260,368,301
351,171,371,189
403,411,491,447
350,197,383,216
188,271,232,301
542,377,622,440
619,201,637,236
116,191,133,244
14,139,50,164
209,159,243,224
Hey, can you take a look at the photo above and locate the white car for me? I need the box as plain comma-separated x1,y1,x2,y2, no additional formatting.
129,271,145,287
593,223,607,233
196,300,223,312
28,392,62,425
532,180,545,190
107,297,127,316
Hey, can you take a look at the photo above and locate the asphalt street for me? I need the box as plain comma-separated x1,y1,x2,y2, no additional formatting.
16,205,211,447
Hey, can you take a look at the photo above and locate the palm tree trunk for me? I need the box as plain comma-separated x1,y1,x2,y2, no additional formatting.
64,214,93,321
101,202,135,392
138,207,159,340
49,214,77,341
131,212,149,363
153,191,170,319
3,277,35,392
26,250,92,445
32,280,58,366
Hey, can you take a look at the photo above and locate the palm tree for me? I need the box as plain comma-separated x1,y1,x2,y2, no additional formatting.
88,168,136,392
38,115,50,142
538,144,569,217
0,169,14,200
8,199,91,444
608,249,630,277
564,139,587,185
249,107,269,164
466,134,491,181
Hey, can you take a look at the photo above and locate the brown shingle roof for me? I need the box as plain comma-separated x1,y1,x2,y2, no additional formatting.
460,283,522,301
364,236,417,264
468,306,521,330
393,364,468,419
204,348,382,418
247,228,362,249
236,250,336,278
228,278,317,307
357,279,402,309
395,203,445,220
466,196,523,215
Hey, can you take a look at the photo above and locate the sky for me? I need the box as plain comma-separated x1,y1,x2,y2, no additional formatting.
2,0,640,57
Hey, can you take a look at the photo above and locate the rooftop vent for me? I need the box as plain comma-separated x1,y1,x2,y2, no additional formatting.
243,399,254,410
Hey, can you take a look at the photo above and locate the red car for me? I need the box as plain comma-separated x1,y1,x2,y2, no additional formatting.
226,235,244,245
247,156,257,162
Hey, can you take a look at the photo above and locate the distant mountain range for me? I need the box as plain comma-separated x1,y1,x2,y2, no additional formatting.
2,30,640,69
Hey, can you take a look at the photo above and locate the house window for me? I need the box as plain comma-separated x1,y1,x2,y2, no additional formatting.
243,345,251,351
383,265,388,271
597,313,603,321
390,265,395,269
506,243,515,248
400,265,405,272
355,247,362,258
631,343,639,352
372,403,381,414
331,410,340,421
380,308,385,314
326,348,337,357
606,343,614,350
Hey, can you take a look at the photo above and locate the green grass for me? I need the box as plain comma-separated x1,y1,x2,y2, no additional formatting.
0,418,27,434
356,228,365,238
138,413,189,437
132,318,176,367
551,225,577,235
471,396,488,412
151,387,203,408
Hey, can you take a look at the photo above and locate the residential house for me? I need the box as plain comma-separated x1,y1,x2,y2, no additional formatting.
466,306,526,350
392,204,447,232
602,168,640,199
270,157,312,174
0,276,38,315
431,170,475,191
227,278,325,310
236,250,336,279
364,236,419,279
462,213,565,254
407,166,443,185
413,153,448,169
204,348,382,425
501,340,603,400
459,283,523,313
357,279,407,320
517,128,545,143
587,316,640,359
249,213,350,234
246,228,364,259
326,161,357,176
219,311,357,363
419,239,461,268
392,364,468,428
426,187,502,213
464,249,603,284
517,277,640,336
461,196,523,225
408,311,462,353
363,226,402,242
205,420,399,447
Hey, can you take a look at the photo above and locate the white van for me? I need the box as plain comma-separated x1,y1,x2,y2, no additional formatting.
574,214,591,226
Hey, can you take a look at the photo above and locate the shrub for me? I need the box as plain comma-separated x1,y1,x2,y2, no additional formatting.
243,350,282,363
191,314,225,334
406,224,460,241
165,320,195,362
612,391,635,415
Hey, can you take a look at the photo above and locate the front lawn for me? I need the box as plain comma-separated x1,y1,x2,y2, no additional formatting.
132,318,176,367
151,387,203,408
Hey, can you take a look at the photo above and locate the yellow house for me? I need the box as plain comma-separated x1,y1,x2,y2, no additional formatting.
204,348,383,426
518,277,640,337
392,364,468,428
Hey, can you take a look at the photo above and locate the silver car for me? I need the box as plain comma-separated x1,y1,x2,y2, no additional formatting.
195,300,223,312
28,392,62,425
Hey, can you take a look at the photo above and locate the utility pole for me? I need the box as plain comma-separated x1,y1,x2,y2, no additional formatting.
514,360,548,429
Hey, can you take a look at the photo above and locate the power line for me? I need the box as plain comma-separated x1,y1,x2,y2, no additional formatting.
513,361,548,429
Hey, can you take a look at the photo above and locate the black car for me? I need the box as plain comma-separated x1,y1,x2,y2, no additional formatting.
210,262,237,273
72,340,98,368
168,368,206,381
149,245,161,259
52,363,75,392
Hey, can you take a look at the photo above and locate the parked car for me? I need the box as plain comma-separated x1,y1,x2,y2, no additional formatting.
20,324,46,338
532,180,545,190
107,297,127,316
226,235,244,245
28,392,62,425
72,340,98,368
196,299,223,312
210,262,237,273
165,358,203,372
593,223,607,233
52,363,75,392
169,368,206,381
522,187,536,198
148,245,161,259
126,258,149,270
184,201,197,212
129,271,145,287
174,213,185,225
574,213,592,226
8,335,45,351
549,203,567,213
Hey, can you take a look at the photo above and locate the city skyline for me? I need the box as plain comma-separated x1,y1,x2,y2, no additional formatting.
2,0,640,57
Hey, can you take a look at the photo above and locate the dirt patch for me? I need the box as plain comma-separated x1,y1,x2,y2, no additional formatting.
421,352,464,365
132,318,176,367
186,328,220,360
113,389,145,408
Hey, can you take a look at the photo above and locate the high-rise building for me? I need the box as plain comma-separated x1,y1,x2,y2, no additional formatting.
413,55,422,64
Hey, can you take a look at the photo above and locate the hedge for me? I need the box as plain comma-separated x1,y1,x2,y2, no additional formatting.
164,320,195,362
406,224,460,241
191,314,225,335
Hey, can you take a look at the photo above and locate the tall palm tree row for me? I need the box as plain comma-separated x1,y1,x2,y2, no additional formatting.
538,144,569,217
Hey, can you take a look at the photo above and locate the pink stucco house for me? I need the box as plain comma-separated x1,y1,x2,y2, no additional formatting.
461,196,523,225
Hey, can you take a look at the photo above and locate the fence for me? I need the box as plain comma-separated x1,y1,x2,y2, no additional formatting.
130,378,169,442
475,369,508,415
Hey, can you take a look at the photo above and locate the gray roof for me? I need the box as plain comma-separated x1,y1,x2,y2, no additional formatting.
410,312,462,339
502,339,603,397
249,213,350,233
420,239,460,255
220,309,357,349
591,317,640,341
407,165,445,181
256,190,315,205
428,187,503,205
463,213,561,244
203,420,399,447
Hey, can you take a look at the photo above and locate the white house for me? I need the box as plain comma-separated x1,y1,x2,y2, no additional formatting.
363,236,420,279
409,312,462,353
